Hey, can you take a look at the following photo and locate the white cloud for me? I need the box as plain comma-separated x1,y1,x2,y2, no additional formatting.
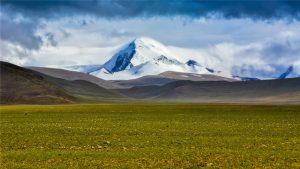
28,45,121,67
0,40,31,65
1,16,299,78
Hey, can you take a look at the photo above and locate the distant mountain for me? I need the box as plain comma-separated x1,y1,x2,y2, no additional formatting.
117,77,300,103
2,62,299,104
42,76,125,101
231,64,296,80
28,67,121,89
62,37,298,81
88,37,227,80
230,65,297,81
112,71,237,88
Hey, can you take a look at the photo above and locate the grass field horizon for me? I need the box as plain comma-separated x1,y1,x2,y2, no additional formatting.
1,103,299,168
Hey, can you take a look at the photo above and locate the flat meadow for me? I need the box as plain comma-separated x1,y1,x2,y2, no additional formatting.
0,103,299,168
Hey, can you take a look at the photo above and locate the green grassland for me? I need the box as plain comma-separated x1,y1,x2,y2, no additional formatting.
0,104,300,168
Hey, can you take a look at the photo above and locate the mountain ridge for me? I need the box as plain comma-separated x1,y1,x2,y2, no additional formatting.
28,66,121,89
0,61,75,104
111,71,237,88
0,61,127,104
117,77,300,103
1,61,299,104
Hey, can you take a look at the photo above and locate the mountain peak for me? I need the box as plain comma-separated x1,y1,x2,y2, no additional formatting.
102,37,181,74
90,37,219,80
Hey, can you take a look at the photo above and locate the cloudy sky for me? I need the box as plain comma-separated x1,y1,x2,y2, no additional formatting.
1,0,300,78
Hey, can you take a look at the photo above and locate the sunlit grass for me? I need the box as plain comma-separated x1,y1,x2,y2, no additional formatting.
1,104,300,168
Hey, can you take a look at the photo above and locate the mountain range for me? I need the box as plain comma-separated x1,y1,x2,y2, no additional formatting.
1,37,299,104
1,61,299,104
63,37,297,81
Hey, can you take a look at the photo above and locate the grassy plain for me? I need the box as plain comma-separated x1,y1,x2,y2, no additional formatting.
0,103,300,168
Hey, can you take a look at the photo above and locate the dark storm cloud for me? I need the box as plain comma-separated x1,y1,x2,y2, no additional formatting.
1,0,300,20
0,14,43,50
1,0,300,55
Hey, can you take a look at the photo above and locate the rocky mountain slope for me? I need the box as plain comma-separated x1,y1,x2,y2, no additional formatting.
0,62,125,104
0,62,75,104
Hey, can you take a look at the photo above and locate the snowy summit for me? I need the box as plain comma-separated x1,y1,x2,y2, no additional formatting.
90,37,217,80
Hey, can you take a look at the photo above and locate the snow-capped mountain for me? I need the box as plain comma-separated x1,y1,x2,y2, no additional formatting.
89,37,225,80
61,37,297,81
231,64,297,80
